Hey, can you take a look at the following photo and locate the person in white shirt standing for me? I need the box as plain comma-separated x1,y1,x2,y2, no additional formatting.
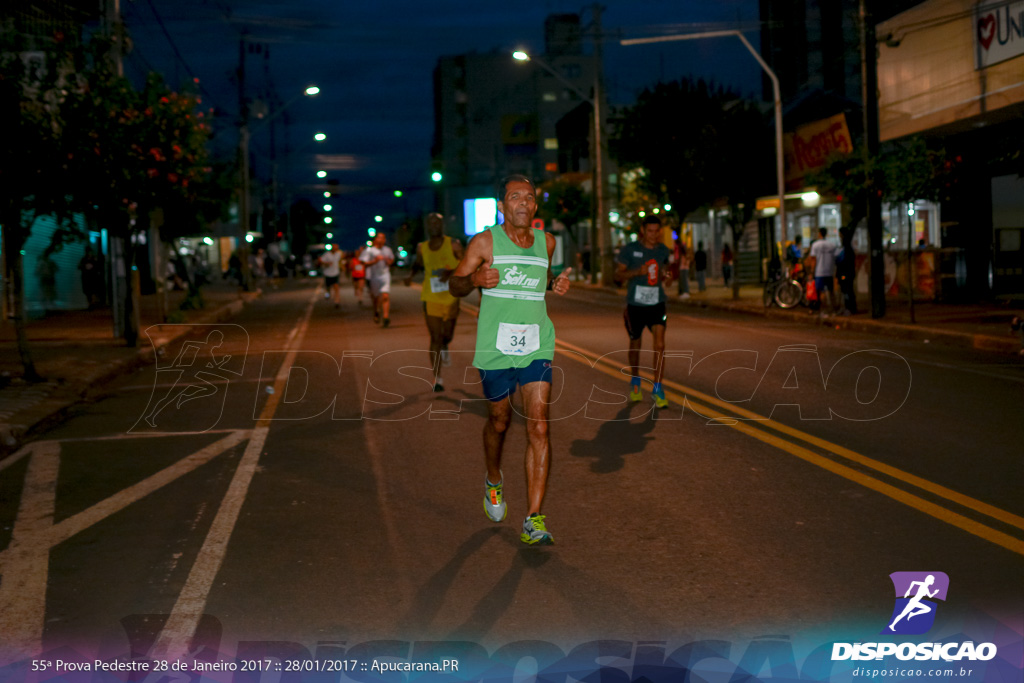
808,227,839,316
361,232,396,327
318,244,344,309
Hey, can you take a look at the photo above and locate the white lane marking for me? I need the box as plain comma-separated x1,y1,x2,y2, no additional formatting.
149,287,319,660
0,441,59,662
53,429,244,442
0,444,32,473
0,432,247,662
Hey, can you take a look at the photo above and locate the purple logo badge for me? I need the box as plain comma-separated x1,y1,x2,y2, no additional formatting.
882,571,949,635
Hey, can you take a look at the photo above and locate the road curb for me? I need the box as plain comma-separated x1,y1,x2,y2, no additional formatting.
568,280,1022,355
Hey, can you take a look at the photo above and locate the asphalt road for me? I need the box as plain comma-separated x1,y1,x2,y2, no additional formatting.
1,278,1021,678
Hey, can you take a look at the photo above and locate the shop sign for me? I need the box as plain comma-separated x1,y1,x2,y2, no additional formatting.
976,1,1024,69
783,113,853,188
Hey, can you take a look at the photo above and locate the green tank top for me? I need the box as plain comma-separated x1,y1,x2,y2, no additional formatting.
473,225,555,370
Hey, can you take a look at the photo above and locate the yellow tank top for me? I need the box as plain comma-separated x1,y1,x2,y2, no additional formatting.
420,236,459,305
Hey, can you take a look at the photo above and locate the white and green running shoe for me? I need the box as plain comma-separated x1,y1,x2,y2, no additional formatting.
484,474,506,522
520,513,554,545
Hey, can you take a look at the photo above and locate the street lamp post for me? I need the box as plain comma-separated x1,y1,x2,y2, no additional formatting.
242,85,320,287
513,47,612,286
620,31,786,250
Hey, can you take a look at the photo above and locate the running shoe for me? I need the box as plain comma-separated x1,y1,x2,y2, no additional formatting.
629,385,643,402
484,474,506,522
520,513,553,545
441,346,451,366
653,387,669,409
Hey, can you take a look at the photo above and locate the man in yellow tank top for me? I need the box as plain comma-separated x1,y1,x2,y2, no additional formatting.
406,212,464,392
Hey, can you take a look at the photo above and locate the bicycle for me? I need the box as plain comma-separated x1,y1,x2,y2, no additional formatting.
764,262,808,309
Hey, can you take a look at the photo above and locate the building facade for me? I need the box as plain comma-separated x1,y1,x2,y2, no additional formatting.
431,14,596,231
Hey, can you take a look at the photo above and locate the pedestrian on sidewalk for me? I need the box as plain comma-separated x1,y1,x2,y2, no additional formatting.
809,227,839,316
616,214,673,409
694,242,708,292
406,212,464,392
447,174,571,546
721,243,734,287
674,237,690,299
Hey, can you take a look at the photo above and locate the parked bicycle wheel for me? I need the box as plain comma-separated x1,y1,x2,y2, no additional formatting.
775,280,804,308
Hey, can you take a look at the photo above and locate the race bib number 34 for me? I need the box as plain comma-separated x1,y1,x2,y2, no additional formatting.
496,322,540,356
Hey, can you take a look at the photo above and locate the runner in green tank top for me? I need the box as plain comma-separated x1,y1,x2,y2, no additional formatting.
449,175,571,546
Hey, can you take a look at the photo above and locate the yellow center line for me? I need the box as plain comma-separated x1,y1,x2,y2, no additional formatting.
552,340,1024,557
465,297,1024,554
555,338,1024,534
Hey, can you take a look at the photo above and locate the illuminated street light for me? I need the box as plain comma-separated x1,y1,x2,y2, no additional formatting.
394,190,403,198
514,48,610,286
368,227,377,237
326,232,333,239
324,204,333,212
664,204,672,211
374,215,383,223
323,191,331,198
305,85,320,96
324,217,333,224
317,171,327,178
431,171,443,183
314,132,327,142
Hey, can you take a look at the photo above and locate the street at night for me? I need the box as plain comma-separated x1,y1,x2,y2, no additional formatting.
2,281,1020,678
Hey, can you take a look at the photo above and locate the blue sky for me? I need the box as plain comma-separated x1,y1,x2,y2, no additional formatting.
121,0,762,241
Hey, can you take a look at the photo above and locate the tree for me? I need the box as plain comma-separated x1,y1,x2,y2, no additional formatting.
612,77,774,298
0,35,82,381
537,177,591,248
611,78,774,221
62,40,214,344
807,136,958,242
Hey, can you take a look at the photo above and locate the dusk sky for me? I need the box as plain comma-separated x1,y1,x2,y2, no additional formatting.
118,0,762,241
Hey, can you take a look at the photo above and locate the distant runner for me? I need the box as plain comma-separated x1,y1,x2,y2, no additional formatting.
406,212,464,392
615,214,673,409
361,232,395,327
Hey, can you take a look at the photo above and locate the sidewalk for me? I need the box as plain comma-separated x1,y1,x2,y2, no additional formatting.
0,281,258,455
572,275,1024,355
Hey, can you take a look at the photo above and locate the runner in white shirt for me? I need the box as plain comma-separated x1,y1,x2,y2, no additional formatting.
318,244,344,309
360,232,396,327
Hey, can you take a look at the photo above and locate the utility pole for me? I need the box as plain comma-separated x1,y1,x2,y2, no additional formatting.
592,3,614,287
860,0,885,318
238,34,252,289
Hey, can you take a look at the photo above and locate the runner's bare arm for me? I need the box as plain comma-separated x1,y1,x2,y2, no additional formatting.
439,239,465,283
449,231,496,297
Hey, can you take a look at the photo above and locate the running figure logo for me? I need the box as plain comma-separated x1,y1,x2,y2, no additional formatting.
882,571,949,635
131,325,248,433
